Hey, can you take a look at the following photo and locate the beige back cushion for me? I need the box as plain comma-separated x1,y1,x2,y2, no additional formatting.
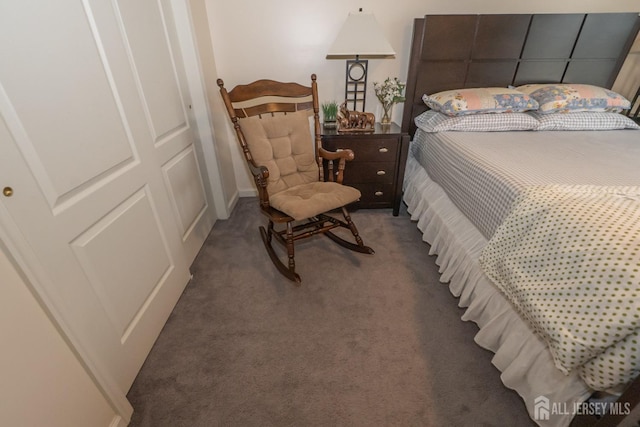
240,110,319,195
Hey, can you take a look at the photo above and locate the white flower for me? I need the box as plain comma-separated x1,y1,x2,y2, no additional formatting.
373,77,406,107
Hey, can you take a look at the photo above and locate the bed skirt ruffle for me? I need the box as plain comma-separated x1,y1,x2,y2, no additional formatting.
403,154,592,427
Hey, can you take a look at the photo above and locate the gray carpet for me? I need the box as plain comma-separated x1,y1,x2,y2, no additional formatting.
127,198,536,426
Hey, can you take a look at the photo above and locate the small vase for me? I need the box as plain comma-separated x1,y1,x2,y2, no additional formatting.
381,103,393,125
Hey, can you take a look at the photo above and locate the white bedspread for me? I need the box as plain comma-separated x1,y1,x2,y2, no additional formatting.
403,155,591,427
480,184,640,390
406,128,640,425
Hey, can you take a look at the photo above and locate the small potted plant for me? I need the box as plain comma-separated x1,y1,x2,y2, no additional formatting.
322,101,339,129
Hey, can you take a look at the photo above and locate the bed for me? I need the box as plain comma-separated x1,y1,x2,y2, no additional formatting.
400,13,640,427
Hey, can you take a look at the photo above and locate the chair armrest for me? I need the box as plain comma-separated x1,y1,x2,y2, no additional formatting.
247,160,269,182
318,148,354,184
318,147,354,162
245,157,269,188
246,159,271,209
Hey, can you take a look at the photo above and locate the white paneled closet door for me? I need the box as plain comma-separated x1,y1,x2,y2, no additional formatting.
0,0,214,392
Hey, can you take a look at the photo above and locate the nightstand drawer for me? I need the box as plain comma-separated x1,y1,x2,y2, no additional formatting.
344,162,395,184
353,183,394,204
327,138,399,162
354,140,398,162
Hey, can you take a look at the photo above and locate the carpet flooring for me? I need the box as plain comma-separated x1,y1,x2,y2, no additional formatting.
127,198,536,426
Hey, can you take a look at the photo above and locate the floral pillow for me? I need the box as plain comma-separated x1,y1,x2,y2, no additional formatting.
422,87,539,116
517,84,631,114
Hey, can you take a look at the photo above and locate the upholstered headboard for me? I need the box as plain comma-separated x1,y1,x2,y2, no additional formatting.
401,13,640,137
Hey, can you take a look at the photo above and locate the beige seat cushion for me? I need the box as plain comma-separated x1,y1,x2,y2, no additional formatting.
240,110,319,196
269,181,361,220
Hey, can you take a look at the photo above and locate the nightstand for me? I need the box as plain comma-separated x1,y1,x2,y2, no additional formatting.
321,122,410,216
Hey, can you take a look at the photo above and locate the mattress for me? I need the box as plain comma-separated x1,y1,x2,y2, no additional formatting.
403,130,640,427
410,128,640,238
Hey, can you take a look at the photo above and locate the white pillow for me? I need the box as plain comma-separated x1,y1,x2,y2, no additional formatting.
415,110,539,132
529,111,640,131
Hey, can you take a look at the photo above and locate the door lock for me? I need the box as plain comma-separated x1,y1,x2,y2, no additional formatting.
3,187,14,197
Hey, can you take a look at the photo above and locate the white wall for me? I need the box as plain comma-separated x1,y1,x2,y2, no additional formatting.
187,0,240,213
613,34,640,110
205,0,640,194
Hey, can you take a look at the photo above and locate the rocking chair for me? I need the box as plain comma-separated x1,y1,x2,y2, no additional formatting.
217,74,374,283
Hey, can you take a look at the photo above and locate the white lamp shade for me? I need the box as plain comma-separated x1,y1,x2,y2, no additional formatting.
326,11,396,58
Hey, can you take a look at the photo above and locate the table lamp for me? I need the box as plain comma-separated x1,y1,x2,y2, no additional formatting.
326,8,395,112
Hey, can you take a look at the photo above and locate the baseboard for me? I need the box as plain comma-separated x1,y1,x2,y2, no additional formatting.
238,188,258,197
226,191,240,217
110,414,128,427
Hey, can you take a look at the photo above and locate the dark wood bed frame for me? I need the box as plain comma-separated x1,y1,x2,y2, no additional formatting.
401,13,640,139
400,12,640,427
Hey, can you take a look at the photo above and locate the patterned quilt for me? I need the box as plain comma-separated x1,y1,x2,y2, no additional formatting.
480,184,640,390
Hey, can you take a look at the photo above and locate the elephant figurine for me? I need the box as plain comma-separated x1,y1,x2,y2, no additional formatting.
338,102,375,132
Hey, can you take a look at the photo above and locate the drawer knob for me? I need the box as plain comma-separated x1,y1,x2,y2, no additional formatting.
376,170,386,176
374,191,384,196
378,147,388,153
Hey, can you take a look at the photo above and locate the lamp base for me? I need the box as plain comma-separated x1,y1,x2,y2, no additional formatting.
344,58,368,112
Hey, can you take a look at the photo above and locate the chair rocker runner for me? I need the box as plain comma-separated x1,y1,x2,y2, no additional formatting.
218,74,374,283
